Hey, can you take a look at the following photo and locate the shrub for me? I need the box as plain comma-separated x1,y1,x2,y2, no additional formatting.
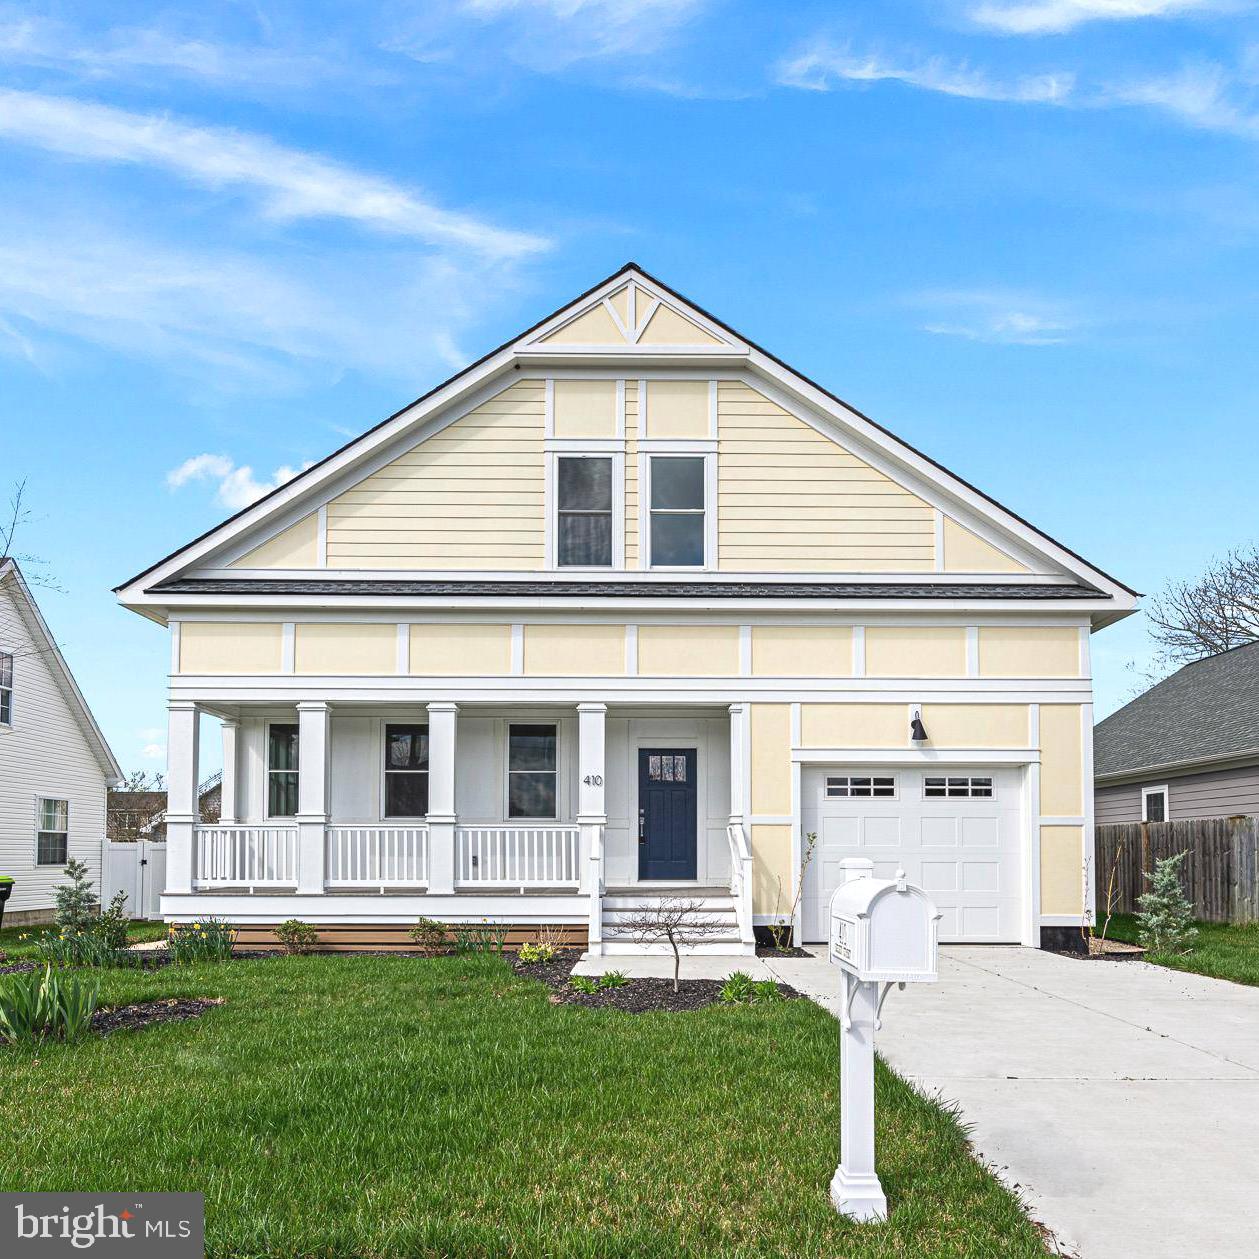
168,918,237,964
453,921,507,956
53,859,98,934
95,891,131,951
1138,851,1198,955
274,919,320,955
567,975,599,994
751,979,785,1003
517,941,555,965
597,970,628,989
0,966,99,1045
408,917,450,956
719,971,756,1004
35,930,126,970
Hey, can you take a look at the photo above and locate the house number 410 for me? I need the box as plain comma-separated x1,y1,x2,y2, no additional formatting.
583,774,603,786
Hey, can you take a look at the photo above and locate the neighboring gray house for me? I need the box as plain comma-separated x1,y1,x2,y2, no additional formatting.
1095,641,1259,824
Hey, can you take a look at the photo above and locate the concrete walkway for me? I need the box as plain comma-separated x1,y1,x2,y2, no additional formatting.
763,946,1259,1259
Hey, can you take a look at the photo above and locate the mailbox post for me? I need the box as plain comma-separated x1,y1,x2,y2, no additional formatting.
828,857,940,1222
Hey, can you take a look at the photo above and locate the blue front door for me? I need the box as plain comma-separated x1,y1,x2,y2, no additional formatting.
638,748,698,880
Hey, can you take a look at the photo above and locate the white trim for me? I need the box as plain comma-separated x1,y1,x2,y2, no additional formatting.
636,438,718,454
281,623,295,674
543,377,555,439
316,505,328,568
791,748,1039,765
1039,913,1089,927
708,378,718,439
1078,625,1091,678
738,625,752,676
510,624,524,676
1141,783,1170,823
170,622,182,676
616,377,626,440
1081,701,1096,925
851,626,865,676
636,377,647,440
625,624,639,675
965,626,979,677
396,623,410,675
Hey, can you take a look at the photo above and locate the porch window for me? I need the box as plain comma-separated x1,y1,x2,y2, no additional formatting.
384,724,429,817
649,456,705,567
508,723,557,819
0,651,11,725
557,456,613,567
267,723,299,818
36,797,68,865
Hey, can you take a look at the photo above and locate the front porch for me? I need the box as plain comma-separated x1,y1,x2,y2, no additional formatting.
163,700,756,955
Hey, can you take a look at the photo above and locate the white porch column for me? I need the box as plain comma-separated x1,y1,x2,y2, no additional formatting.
577,703,607,948
219,718,239,824
426,702,458,895
728,702,755,949
728,703,747,827
165,701,200,894
296,701,330,895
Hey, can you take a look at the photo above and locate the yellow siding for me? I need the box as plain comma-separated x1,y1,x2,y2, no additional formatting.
643,380,709,438
179,621,282,674
409,624,511,676
750,704,792,815
553,379,617,438
325,380,545,570
751,824,793,916
978,626,1081,678
716,381,935,571
523,624,625,676
541,303,625,345
800,703,906,748
865,626,966,677
232,513,318,568
942,517,1028,574
1040,705,1083,815
294,623,395,674
919,704,1030,748
624,381,639,567
637,625,739,676
1041,826,1085,914
637,303,723,346
751,626,852,676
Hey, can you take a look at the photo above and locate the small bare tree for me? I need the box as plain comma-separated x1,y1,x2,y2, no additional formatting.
617,897,728,993
768,830,818,952
1,479,61,591
1147,545,1259,664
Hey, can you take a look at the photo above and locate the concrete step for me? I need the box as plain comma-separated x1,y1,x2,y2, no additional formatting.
597,938,756,957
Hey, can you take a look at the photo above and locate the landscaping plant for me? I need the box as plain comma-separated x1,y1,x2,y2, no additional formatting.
53,859,99,934
453,920,507,956
618,897,728,993
274,919,320,955
408,916,450,956
719,971,756,1004
0,966,98,1045
567,975,599,994
768,832,817,952
517,941,555,965
597,970,628,989
168,919,237,963
1138,851,1198,955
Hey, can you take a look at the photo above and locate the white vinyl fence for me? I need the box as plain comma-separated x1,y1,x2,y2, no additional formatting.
102,839,167,920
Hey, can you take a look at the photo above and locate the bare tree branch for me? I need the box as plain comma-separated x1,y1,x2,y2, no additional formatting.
615,896,729,993
0,479,63,591
1146,545,1259,665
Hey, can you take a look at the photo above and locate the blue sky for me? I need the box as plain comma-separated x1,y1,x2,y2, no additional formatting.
3,0,1258,776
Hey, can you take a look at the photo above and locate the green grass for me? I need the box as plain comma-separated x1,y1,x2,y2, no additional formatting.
1102,913,1259,986
0,920,167,958
0,954,1046,1258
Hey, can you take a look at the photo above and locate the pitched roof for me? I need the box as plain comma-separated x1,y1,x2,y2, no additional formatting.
1,559,122,782
1094,639,1259,778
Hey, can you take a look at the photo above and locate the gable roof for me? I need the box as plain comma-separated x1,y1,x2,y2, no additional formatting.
1094,640,1259,779
1,559,122,783
116,262,1137,609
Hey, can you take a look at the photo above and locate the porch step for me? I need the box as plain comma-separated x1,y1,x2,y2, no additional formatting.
600,890,739,942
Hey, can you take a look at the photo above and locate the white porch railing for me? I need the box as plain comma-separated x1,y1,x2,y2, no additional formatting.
326,826,429,888
456,825,581,889
726,821,755,946
194,824,297,888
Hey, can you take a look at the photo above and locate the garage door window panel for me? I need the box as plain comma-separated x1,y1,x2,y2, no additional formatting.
924,776,993,799
826,775,896,798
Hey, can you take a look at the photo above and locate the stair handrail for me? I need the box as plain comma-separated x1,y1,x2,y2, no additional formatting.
725,820,755,946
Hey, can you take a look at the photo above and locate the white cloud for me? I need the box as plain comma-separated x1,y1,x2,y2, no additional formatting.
1107,63,1259,138
167,454,314,511
0,88,547,258
968,0,1224,36
911,290,1079,345
777,43,1075,103
141,743,165,761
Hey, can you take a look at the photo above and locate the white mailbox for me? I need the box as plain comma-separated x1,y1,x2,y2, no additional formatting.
829,860,940,985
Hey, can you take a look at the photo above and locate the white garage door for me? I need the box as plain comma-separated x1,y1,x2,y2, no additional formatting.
801,766,1024,943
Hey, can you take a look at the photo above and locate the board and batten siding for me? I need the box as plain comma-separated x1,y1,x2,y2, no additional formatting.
0,582,109,914
324,379,546,570
1095,763,1259,824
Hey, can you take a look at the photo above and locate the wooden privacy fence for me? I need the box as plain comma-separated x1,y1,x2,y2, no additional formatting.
1095,817,1259,924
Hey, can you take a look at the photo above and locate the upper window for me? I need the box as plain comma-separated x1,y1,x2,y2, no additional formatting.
1142,787,1168,823
384,724,429,817
36,797,68,865
557,457,613,567
827,775,896,798
924,776,994,799
649,456,705,567
508,724,557,819
0,651,11,725
267,723,299,818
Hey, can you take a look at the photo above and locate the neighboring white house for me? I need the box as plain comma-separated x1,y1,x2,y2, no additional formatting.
115,264,1135,955
0,559,122,925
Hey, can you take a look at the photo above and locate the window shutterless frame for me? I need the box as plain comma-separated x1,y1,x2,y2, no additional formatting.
506,722,559,820
1141,784,1169,823
0,649,11,726
35,796,69,865
382,722,429,819
546,450,625,569
555,455,614,568
641,452,717,570
265,721,300,819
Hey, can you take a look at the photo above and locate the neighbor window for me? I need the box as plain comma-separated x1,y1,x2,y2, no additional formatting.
267,723,299,818
557,457,613,567
1142,787,1168,823
508,724,557,818
36,797,68,865
384,724,429,817
0,651,11,725
924,776,994,799
649,456,705,567
826,775,896,798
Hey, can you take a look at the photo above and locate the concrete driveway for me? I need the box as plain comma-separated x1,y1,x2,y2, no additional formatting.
763,946,1259,1259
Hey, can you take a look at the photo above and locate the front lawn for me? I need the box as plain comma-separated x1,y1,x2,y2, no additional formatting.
0,919,167,959
0,954,1047,1258
1102,913,1259,987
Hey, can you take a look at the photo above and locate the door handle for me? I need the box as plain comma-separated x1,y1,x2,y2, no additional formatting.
638,808,646,842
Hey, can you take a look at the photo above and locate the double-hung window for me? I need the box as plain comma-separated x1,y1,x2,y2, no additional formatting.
36,797,68,865
508,724,557,819
649,456,706,567
557,457,613,567
384,724,429,817
1142,786,1168,823
0,651,11,725
267,723,299,818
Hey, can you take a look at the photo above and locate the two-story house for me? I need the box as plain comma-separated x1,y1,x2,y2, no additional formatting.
115,265,1135,954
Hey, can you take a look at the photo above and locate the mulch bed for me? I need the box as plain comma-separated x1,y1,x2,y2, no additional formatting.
1086,936,1146,960
755,944,812,958
92,997,225,1036
513,951,802,1013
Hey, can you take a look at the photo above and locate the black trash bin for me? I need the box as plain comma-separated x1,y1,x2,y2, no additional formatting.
0,878,12,932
